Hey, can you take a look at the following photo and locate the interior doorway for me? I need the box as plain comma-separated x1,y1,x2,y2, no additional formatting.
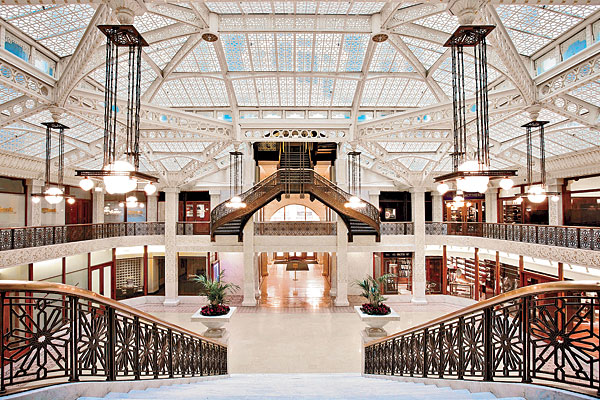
258,252,333,308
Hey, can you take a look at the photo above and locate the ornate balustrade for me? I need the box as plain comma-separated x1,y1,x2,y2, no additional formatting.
0,222,165,251
254,221,337,236
364,281,600,397
0,281,227,393
426,222,600,251
381,222,414,235
177,222,210,235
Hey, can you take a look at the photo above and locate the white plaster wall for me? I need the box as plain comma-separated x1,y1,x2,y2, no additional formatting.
218,252,245,289
260,194,328,221
0,264,28,280
347,252,373,295
66,253,87,273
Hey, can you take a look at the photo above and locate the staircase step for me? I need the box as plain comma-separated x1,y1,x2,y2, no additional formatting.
77,374,527,400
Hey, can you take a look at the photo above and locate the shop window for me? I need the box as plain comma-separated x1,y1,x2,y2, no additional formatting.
379,191,411,222
373,252,413,295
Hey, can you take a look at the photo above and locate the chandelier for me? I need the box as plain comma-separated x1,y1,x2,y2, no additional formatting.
32,121,75,205
76,24,157,195
345,151,366,209
435,25,516,195
226,151,246,209
520,120,559,204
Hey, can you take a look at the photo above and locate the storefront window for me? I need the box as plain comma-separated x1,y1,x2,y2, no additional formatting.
565,176,600,226
373,252,412,294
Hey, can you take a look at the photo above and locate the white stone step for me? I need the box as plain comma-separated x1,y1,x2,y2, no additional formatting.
77,374,526,400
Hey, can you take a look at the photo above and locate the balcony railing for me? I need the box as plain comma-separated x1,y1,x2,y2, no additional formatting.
381,222,414,235
426,222,600,251
0,222,165,251
0,281,227,393
364,281,600,397
254,221,337,236
177,222,210,235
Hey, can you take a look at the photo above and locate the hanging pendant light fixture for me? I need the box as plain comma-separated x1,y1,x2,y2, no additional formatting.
76,25,157,194
345,151,366,208
32,121,70,204
522,120,558,203
434,25,516,193
226,151,246,209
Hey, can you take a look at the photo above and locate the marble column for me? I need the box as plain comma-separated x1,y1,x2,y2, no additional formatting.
411,188,427,304
242,144,255,192
92,187,104,224
146,193,158,222
335,219,350,306
368,190,380,209
432,192,443,222
209,190,221,211
163,187,180,306
485,189,498,223
27,179,44,226
242,219,257,306
548,179,564,226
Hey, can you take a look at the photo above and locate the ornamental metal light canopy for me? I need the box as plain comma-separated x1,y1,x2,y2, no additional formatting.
434,25,516,194
75,25,157,196
31,122,75,205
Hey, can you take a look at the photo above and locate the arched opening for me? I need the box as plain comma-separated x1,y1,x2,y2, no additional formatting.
269,204,321,221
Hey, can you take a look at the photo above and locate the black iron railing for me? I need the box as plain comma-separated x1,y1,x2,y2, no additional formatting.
426,222,600,251
177,222,210,235
381,222,414,235
0,222,165,251
254,221,337,236
364,281,600,396
0,281,227,393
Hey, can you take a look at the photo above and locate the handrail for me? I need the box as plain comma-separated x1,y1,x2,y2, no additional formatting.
363,280,600,396
365,280,600,346
0,280,224,346
0,280,227,393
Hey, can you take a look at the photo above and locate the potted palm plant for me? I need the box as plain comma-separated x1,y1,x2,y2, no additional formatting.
353,274,400,337
190,272,239,338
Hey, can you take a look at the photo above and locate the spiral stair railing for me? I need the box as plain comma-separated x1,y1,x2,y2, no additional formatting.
364,280,600,397
210,170,380,241
0,281,227,394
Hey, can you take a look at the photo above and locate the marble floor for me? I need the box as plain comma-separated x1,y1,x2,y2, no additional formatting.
258,262,332,308
150,302,458,374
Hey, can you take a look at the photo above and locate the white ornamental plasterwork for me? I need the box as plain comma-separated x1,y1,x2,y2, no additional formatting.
219,15,372,33
242,129,347,142
54,4,112,106
0,96,45,128
0,59,53,104
546,148,600,179
427,235,600,268
480,5,536,105
538,52,600,101
357,89,523,138
67,90,232,138
0,150,45,180
386,3,447,28
542,95,597,128
0,235,164,269
145,3,200,27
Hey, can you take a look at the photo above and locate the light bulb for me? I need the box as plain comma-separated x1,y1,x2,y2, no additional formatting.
144,182,157,195
514,197,523,205
32,196,41,204
118,202,125,208
67,197,76,205
499,178,514,191
79,177,94,191
437,183,449,195
527,186,546,204
44,187,63,205
139,203,144,208
103,160,136,194
458,160,489,193
551,195,560,203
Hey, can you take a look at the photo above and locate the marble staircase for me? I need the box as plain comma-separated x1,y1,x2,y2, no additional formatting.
77,374,526,400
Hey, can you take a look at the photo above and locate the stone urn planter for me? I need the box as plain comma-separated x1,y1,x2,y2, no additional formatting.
191,306,237,338
355,306,400,337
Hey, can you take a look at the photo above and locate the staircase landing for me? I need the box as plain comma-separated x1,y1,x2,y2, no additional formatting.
78,374,525,400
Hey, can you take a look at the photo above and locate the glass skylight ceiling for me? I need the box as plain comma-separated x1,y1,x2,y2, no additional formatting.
205,2,385,15
496,5,600,56
0,4,95,57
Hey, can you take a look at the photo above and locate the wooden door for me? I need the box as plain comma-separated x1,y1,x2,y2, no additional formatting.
426,256,443,294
